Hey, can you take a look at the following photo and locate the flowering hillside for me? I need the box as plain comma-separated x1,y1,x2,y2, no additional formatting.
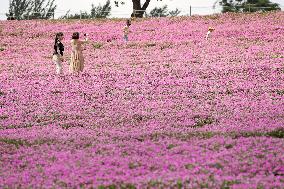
0,12,284,188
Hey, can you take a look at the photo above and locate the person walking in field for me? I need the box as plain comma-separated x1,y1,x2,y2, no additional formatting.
52,32,64,75
69,32,88,73
123,19,131,42
206,27,215,40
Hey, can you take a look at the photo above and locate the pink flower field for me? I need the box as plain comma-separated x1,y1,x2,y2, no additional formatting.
0,12,284,188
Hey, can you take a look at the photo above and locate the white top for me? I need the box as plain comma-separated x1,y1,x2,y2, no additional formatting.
206,31,212,40
123,26,130,35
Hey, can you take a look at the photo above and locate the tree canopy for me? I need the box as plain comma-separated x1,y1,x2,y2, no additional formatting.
7,0,56,20
148,5,181,17
61,0,112,19
216,0,281,13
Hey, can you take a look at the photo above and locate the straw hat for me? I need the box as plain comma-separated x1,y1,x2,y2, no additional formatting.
208,27,215,31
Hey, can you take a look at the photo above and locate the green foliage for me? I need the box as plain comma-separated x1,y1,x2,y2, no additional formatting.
185,163,195,170
167,144,176,150
149,5,169,17
7,0,56,20
0,115,8,120
98,185,117,189
176,179,183,189
275,89,284,96
145,43,156,47
160,42,172,50
199,131,215,139
192,116,215,128
62,0,111,19
120,184,136,189
267,127,284,138
0,138,28,148
91,0,111,18
51,90,63,94
218,0,281,13
148,5,181,17
98,183,136,189
61,124,72,130
147,180,163,187
225,144,234,149
7,0,32,20
169,8,181,17
271,54,284,58
92,42,104,49
220,180,241,189
60,11,89,19
210,162,224,169
29,0,57,19
128,162,140,169
108,185,116,189
257,184,265,189
231,128,284,138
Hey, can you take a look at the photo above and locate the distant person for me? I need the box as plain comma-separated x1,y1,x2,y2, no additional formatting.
52,32,64,75
206,27,215,40
123,19,131,42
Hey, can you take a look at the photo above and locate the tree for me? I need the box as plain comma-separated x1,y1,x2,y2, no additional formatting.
149,5,168,17
148,5,181,17
215,0,281,13
242,0,280,12
115,0,177,18
6,0,32,20
62,0,112,19
61,11,90,19
7,0,56,20
169,8,181,17
91,0,111,18
131,0,151,18
29,0,56,19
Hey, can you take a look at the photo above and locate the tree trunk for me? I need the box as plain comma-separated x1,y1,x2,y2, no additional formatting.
131,0,151,18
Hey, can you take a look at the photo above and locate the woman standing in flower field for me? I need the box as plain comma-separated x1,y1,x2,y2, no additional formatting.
52,32,64,75
69,32,88,73
123,19,131,42
206,27,215,40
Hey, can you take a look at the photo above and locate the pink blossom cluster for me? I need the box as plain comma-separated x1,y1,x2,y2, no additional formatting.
0,11,283,188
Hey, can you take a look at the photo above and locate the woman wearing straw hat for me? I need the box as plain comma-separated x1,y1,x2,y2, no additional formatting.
69,32,88,74
206,27,215,40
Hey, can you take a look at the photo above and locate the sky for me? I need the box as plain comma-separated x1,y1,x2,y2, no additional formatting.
0,0,283,20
